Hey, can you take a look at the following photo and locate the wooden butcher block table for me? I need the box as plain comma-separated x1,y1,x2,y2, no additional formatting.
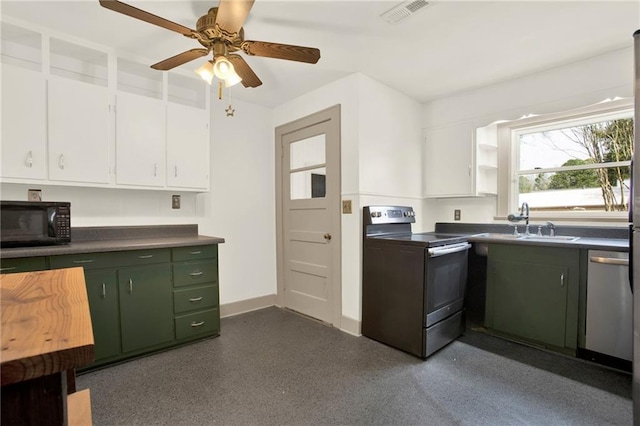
1,267,95,425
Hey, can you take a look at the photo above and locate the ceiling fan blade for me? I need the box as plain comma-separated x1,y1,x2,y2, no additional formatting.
99,0,196,37
228,54,262,88
151,49,210,71
241,41,320,64
215,0,255,34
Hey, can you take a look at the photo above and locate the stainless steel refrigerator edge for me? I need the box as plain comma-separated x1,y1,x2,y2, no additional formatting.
633,28,640,426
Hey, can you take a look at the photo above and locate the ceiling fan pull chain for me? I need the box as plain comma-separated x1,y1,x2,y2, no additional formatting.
226,86,235,117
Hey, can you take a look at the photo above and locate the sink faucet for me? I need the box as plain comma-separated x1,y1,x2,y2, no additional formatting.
507,203,531,234
546,221,555,237
520,202,530,225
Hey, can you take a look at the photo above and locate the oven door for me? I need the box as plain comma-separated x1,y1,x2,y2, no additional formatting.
425,243,470,327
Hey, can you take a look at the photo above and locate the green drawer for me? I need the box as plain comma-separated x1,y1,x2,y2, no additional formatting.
175,308,220,340
0,257,47,274
173,284,219,314
112,249,171,266
50,252,120,270
173,260,217,287
50,248,170,270
172,245,217,262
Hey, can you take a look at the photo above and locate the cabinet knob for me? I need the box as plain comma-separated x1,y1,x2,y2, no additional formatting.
26,150,33,168
324,233,332,241
59,154,65,170
560,273,564,287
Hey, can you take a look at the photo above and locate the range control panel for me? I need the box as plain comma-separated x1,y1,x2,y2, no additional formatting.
363,205,416,225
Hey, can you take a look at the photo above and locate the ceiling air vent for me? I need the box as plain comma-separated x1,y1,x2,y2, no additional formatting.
380,0,430,25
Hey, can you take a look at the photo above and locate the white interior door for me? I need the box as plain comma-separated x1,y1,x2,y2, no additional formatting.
276,105,341,326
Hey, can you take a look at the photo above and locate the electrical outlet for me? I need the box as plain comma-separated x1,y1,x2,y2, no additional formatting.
454,209,461,221
28,189,42,202
342,200,352,214
172,195,181,209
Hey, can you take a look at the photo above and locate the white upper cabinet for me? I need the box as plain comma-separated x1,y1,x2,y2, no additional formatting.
48,77,110,184
166,103,209,190
115,92,166,187
424,122,474,197
423,121,497,198
0,21,211,192
1,64,47,180
1,24,47,181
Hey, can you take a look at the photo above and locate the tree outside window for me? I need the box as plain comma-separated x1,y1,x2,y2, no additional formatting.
516,115,633,213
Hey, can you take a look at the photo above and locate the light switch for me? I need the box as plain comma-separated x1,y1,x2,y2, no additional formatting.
342,200,352,214
172,195,181,209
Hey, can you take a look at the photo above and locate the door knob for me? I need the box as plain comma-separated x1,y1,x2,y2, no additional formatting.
324,233,332,241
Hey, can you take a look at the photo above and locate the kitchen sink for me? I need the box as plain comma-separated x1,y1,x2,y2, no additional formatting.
473,233,520,239
473,233,580,242
518,235,580,242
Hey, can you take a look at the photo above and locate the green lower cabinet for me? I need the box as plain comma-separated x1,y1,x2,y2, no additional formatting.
485,244,579,354
84,269,121,362
118,264,174,353
4,244,220,370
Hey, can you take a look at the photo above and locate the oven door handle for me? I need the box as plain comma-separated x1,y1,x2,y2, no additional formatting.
428,242,471,258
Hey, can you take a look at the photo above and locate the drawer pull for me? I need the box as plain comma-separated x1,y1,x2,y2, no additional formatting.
73,259,95,264
189,271,204,277
129,278,133,294
189,297,204,303
137,254,154,259
190,321,205,328
0,266,17,272
190,251,202,255
101,283,106,298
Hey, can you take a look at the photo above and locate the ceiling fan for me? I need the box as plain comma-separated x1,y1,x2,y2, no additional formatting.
98,0,321,89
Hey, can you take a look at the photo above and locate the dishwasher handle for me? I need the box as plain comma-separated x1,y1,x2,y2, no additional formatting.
428,243,471,258
589,256,629,267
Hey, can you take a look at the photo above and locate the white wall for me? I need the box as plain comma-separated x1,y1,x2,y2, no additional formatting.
422,47,633,227
0,183,200,227
274,73,423,326
199,97,276,306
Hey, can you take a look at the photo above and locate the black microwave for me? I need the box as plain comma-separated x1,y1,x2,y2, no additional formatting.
0,201,71,247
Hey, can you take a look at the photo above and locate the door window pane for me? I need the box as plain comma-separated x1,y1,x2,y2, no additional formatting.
290,135,325,170
291,167,326,200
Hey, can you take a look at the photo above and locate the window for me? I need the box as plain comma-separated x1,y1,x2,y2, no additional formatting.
497,99,633,221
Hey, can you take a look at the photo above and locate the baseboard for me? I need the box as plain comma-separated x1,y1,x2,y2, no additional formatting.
340,315,361,336
220,294,277,318
221,296,362,337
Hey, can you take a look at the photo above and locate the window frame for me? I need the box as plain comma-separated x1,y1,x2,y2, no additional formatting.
496,98,633,222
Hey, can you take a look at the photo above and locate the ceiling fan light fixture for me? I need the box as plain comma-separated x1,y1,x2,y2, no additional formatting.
213,56,242,87
224,72,243,88
195,61,214,85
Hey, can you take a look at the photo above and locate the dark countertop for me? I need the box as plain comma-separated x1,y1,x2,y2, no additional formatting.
435,222,628,252
468,234,628,252
0,225,225,259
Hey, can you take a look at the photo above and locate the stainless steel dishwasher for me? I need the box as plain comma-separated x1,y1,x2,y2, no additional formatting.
585,250,631,361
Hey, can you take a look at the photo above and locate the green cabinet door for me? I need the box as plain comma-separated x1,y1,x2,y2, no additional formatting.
488,259,569,348
84,269,121,362
486,244,579,352
118,264,174,353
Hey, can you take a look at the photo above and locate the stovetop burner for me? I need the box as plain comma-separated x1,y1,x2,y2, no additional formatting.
367,232,468,248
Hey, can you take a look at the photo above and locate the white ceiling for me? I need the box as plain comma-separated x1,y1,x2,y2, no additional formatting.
2,0,639,108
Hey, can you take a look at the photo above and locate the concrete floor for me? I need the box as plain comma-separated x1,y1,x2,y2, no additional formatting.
78,307,632,425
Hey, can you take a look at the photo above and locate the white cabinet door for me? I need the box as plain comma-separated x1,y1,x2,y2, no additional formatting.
166,103,209,190
1,65,47,180
48,77,110,183
424,122,474,197
115,92,166,187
